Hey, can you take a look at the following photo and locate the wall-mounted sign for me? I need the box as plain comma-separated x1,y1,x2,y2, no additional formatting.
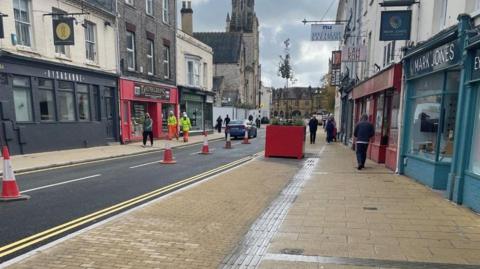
472,49,480,81
380,10,412,41
0,17,4,39
44,70,86,82
341,46,367,62
134,84,171,101
406,40,460,78
332,50,342,69
53,17,75,46
311,24,344,41
380,0,416,6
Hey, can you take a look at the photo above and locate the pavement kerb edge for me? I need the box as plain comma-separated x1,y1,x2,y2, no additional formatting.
4,137,224,176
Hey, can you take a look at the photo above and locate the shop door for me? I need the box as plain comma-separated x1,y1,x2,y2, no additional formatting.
186,101,204,131
104,87,116,140
162,103,176,132
131,102,148,139
121,101,130,142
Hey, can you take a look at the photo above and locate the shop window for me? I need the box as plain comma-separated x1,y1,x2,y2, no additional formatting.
12,76,33,122
390,92,401,146
470,90,480,175
131,102,147,137
104,88,114,120
38,78,55,121
85,21,97,62
77,84,90,121
147,39,154,75
163,46,170,79
58,81,75,121
162,0,169,24
375,94,385,133
92,85,101,121
438,72,460,161
13,0,32,47
126,31,136,71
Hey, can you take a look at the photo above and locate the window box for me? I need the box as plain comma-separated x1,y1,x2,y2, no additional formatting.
265,125,306,159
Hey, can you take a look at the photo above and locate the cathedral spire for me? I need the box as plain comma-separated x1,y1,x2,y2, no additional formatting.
226,13,231,32
230,0,255,33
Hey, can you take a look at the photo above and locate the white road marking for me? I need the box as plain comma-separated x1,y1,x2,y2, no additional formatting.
129,161,161,169
21,174,102,194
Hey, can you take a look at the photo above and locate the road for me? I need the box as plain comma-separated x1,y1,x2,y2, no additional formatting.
0,129,266,262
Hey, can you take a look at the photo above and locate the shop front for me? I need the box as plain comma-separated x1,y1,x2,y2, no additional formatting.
178,86,214,134
399,24,463,190
119,79,178,143
339,82,355,146
353,64,402,170
0,53,119,155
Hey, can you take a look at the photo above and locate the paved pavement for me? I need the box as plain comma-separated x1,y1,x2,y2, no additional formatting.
4,132,225,174
3,131,480,268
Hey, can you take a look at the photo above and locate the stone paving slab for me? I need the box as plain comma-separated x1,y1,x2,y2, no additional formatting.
4,132,224,174
258,134,480,268
4,156,298,269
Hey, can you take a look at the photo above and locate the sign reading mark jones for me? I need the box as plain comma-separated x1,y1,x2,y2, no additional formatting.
134,84,171,101
406,40,460,78
311,24,344,41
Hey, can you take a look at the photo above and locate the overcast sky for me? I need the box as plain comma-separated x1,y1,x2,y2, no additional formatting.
177,0,339,88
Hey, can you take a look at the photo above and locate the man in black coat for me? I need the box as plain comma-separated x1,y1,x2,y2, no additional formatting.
354,114,375,170
308,116,319,144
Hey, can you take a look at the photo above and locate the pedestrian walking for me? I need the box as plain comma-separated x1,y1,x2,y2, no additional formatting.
142,113,154,147
354,114,374,170
180,112,192,143
255,115,261,128
332,118,338,142
308,115,319,144
167,111,178,140
326,116,335,144
216,116,223,133
225,114,231,139
248,114,254,122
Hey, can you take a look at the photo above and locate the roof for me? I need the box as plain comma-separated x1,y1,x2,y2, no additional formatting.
193,32,242,64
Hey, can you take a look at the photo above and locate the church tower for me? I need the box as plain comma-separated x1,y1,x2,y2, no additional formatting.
229,0,256,33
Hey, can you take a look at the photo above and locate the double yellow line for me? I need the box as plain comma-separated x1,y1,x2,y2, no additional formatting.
0,155,255,259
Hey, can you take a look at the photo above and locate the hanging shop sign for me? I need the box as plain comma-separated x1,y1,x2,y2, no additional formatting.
406,40,461,78
332,50,342,69
53,17,75,46
311,24,344,41
341,46,367,62
134,84,171,101
380,10,412,41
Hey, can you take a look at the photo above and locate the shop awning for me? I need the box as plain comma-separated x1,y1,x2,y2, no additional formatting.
352,63,402,99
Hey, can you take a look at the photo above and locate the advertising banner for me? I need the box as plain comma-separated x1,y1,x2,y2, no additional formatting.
380,10,412,41
341,46,367,62
311,24,344,41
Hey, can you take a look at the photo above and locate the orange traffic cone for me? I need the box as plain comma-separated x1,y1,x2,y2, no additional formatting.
224,128,232,149
1,146,29,202
242,128,251,144
200,132,211,154
160,141,176,164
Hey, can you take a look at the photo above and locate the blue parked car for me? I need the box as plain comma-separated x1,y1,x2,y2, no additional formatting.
228,120,258,139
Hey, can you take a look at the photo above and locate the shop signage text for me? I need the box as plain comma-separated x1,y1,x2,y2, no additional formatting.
311,24,344,41
380,10,412,41
472,49,480,81
44,70,86,82
134,84,170,101
341,46,367,62
406,41,460,78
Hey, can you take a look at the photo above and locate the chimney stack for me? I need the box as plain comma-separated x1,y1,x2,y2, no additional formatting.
181,1,193,35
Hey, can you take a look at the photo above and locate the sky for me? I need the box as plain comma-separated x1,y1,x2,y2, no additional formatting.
177,0,340,89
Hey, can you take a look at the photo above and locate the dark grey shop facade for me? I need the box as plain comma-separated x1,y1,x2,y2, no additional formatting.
0,52,119,155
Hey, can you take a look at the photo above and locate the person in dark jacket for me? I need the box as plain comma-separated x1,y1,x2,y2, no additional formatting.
354,114,375,170
308,116,319,144
216,116,223,133
325,116,335,144
224,114,231,139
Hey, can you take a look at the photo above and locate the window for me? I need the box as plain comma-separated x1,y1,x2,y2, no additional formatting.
391,41,396,62
162,0,170,24
12,76,33,122
470,90,480,175
476,0,480,10
92,85,101,121
13,0,32,47
146,0,153,15
53,8,69,56
38,78,55,121
439,0,448,29
186,58,200,87
126,31,136,70
163,46,170,79
125,0,134,5
147,39,154,75
77,84,90,121
58,81,75,121
203,63,208,87
84,21,97,62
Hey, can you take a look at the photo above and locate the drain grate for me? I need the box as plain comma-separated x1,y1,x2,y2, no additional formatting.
281,248,304,255
363,207,378,211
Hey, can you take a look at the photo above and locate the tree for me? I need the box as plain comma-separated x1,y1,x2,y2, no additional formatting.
278,39,295,89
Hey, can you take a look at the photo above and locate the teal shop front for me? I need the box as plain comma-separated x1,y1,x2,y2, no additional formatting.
400,19,468,191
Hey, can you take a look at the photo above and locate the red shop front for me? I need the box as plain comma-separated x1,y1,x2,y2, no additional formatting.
353,64,402,171
119,79,178,143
